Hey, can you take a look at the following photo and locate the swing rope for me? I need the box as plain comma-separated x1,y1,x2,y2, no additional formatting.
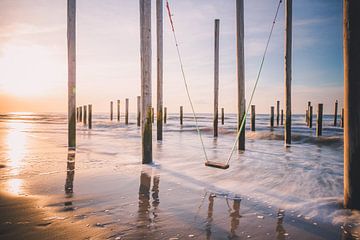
165,0,282,166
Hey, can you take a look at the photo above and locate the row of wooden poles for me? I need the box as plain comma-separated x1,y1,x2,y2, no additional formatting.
66,0,360,209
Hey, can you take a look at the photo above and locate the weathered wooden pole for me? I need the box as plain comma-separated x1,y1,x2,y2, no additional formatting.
334,100,338,126
236,0,245,150
151,107,154,124
305,109,309,125
180,106,183,125
309,105,313,128
117,100,120,122
137,96,141,127
270,106,274,128
164,107,167,124
344,0,360,210
316,104,323,137
276,101,280,126
125,98,129,125
83,105,87,125
110,101,113,121
79,106,82,122
140,0,152,164
156,0,163,141
221,108,225,125
88,104,92,129
284,0,292,146
251,105,255,132
67,0,76,149
76,107,79,122
281,109,284,125
341,108,344,128
214,19,220,138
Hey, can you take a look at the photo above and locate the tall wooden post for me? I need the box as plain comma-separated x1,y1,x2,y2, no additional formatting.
67,0,76,149
214,19,220,138
88,104,92,129
125,98,129,125
137,96,141,127
334,100,338,126
151,107,154,124
270,106,274,128
76,107,79,122
79,106,82,122
140,0,152,164
344,0,360,210
156,0,163,141
83,105,87,125
236,0,245,150
307,101,311,126
180,106,183,125
276,101,280,126
110,101,113,121
309,105,313,128
284,0,292,146
164,107,167,124
221,108,225,125
316,104,323,137
281,109,284,125
251,105,255,131
341,108,344,128
117,100,120,122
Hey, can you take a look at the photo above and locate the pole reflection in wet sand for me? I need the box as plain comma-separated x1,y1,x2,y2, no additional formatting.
64,151,75,211
229,196,241,238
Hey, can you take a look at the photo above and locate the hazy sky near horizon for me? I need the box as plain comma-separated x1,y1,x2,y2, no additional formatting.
0,0,342,114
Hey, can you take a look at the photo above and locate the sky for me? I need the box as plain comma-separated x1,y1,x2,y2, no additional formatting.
0,0,343,114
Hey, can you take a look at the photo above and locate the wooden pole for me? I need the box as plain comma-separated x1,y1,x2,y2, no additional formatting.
137,96,141,127
251,105,255,131
88,104,92,129
151,107,154,124
284,0,292,146
221,108,224,125
76,107,79,122
316,104,323,137
341,108,344,128
117,100,120,122
236,0,245,150
164,107,167,124
344,0,360,209
156,0,163,141
83,105,87,125
140,0,152,164
270,106,274,128
79,106,82,122
110,101,113,121
125,98,129,125
309,105,313,128
67,0,76,149
281,109,284,125
214,19,220,138
180,106,183,125
276,100,280,126
334,100,338,126
305,109,309,125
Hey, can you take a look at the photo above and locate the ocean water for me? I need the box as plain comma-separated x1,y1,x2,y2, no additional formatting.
0,112,358,239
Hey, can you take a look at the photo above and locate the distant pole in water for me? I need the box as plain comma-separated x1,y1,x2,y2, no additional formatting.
305,109,309,125
79,106,82,122
164,107,167,124
137,96,141,127
214,19,220,138
236,0,246,151
117,100,120,122
309,105,313,129
284,0,293,146
316,104,323,137
76,107,79,122
341,108,344,128
140,0,152,164
83,105,87,125
221,108,225,125
110,101,113,121
151,107,154,124
156,0,163,141
88,104,92,129
251,105,255,131
334,100,338,126
281,109,284,125
276,101,280,126
344,0,360,210
180,106,183,125
270,106,274,128
67,0,76,149
125,98,129,125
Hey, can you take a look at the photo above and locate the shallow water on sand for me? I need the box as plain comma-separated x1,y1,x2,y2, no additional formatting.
0,112,359,239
